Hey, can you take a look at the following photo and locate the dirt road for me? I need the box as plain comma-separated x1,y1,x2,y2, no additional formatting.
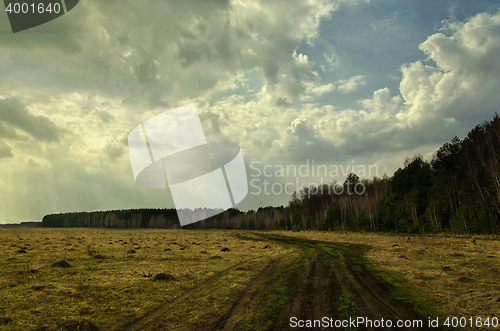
114,233,434,331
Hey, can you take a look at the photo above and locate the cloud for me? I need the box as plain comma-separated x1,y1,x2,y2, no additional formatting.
336,75,367,93
102,136,124,160
0,121,21,140
310,83,336,95
26,157,51,167
270,116,338,162
260,11,500,165
321,52,338,72
0,98,60,142
398,12,500,124
358,87,401,114
0,0,337,108
96,110,114,122
0,140,13,158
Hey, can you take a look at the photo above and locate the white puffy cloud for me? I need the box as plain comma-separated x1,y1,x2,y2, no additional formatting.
257,11,500,167
398,12,500,125
336,75,367,93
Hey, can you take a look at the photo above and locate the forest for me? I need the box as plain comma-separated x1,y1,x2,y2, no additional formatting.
42,115,500,234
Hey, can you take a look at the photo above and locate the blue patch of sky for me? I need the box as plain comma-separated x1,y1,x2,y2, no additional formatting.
297,0,500,109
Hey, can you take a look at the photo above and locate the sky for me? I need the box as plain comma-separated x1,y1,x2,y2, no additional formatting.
1,0,500,223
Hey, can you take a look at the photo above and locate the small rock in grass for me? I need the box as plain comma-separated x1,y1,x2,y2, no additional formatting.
52,260,71,268
153,273,174,281
220,247,230,252
58,319,101,331
457,276,473,283
0,316,13,325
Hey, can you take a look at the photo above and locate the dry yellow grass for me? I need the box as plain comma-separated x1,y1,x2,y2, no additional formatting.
0,228,289,330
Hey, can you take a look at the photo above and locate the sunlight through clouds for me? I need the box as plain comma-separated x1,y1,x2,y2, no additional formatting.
0,0,500,222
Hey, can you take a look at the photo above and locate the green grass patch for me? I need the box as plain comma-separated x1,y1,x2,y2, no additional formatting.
244,252,304,331
336,287,356,319
360,253,448,326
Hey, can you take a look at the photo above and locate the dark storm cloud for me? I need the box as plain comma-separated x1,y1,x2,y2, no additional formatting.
0,98,60,142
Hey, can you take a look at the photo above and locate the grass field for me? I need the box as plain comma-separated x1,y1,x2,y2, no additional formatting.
0,229,499,330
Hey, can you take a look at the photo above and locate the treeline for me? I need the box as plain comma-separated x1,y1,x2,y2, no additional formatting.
183,206,284,230
42,209,180,229
279,114,500,234
42,115,500,234
41,207,284,230
0,221,41,228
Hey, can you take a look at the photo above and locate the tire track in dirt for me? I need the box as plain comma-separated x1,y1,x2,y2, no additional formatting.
272,247,339,330
326,246,425,330
112,256,267,331
259,234,433,330
209,258,282,331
